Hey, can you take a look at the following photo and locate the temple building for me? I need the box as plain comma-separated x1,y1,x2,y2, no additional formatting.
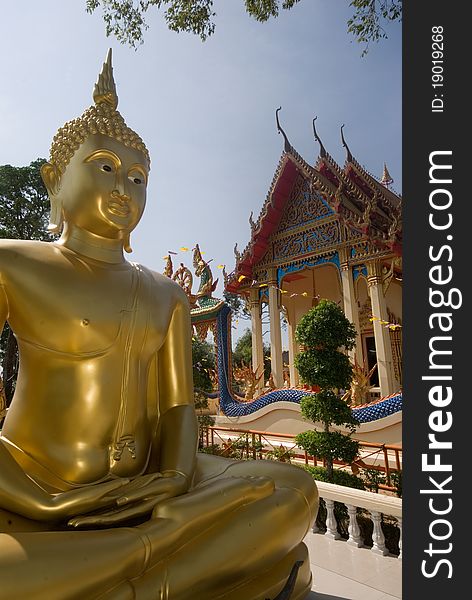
225,113,402,400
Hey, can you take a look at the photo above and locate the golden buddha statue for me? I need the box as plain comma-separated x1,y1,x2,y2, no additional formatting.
0,50,318,599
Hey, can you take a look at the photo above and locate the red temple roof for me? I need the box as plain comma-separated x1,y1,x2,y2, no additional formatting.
226,124,402,294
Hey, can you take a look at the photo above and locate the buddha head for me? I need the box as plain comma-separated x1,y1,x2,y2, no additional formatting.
40,50,150,252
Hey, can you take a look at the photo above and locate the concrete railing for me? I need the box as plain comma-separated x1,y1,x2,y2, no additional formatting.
314,480,402,558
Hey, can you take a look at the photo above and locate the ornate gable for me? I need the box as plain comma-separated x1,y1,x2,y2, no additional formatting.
277,174,334,234
251,173,339,269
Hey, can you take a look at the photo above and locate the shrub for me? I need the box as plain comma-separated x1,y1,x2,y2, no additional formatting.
391,470,403,498
362,468,387,493
296,431,359,465
266,444,294,463
295,299,357,351
300,390,358,430
303,465,365,490
295,349,353,390
294,299,359,481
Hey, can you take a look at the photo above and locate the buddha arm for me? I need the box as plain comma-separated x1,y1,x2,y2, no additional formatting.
0,268,130,520
0,280,48,517
0,438,130,521
154,288,198,487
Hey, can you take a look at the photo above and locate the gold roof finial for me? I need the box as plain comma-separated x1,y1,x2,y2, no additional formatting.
275,107,292,153
340,124,353,162
312,116,326,158
93,48,118,110
381,163,394,187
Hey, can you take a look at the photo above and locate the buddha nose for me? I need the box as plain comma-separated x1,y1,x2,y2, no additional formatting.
111,190,131,203
115,168,127,196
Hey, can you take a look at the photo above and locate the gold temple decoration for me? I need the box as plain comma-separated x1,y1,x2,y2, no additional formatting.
342,357,378,406
233,362,264,400
163,254,174,278
382,256,402,295
381,162,394,187
172,263,194,299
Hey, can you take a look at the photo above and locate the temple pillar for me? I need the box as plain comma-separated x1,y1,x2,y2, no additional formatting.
367,260,398,397
340,252,362,364
268,270,284,388
287,319,299,387
249,288,265,390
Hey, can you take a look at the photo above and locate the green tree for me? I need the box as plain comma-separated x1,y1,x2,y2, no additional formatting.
192,337,215,394
0,159,50,240
294,299,359,481
86,0,401,53
223,290,250,322
232,327,270,382
192,337,216,445
0,159,52,405
232,328,253,368
348,0,402,56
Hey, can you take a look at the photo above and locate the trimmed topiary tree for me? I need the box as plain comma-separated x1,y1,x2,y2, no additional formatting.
294,299,359,482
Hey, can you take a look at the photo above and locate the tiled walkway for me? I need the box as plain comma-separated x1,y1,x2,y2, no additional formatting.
304,532,402,599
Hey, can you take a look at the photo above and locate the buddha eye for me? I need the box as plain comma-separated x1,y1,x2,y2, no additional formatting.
129,174,144,185
102,164,113,173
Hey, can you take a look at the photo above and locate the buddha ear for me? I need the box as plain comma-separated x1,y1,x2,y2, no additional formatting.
40,162,60,195
41,162,64,234
123,232,132,253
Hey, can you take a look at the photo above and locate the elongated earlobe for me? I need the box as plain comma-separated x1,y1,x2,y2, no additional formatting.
123,232,132,253
47,200,64,234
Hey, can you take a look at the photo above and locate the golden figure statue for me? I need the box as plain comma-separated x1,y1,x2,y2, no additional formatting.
0,50,318,599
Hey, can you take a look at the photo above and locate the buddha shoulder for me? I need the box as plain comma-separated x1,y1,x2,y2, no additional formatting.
0,239,52,273
145,267,190,309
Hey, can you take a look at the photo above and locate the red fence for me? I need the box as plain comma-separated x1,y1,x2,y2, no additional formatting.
203,425,402,491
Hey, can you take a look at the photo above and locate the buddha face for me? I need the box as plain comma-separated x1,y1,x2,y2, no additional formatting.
43,134,149,239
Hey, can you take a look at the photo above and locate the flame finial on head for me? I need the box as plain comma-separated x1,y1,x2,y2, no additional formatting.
93,48,118,110
48,49,150,178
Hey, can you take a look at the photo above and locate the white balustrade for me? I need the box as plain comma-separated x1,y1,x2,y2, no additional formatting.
371,510,388,555
313,480,402,558
346,504,363,548
325,499,341,540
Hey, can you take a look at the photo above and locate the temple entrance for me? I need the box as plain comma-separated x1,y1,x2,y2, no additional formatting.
364,335,379,387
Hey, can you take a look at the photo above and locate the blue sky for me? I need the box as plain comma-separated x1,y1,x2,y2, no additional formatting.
0,1,401,343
